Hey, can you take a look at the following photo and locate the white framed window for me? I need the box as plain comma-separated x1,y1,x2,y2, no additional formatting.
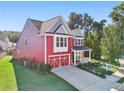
54,35,68,52
75,39,83,46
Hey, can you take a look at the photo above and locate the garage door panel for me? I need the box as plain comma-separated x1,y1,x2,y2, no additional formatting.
48,54,70,68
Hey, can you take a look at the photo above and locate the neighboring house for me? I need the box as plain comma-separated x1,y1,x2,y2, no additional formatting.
13,16,92,68
0,36,13,51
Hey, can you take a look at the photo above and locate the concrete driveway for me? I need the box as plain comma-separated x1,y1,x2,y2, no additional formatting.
51,66,119,91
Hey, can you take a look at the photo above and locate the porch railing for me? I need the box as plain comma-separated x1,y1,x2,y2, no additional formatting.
80,57,89,63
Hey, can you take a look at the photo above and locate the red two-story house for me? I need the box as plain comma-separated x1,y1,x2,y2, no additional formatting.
13,16,92,68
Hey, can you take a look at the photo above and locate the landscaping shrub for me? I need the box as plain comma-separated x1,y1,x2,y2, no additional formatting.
32,62,37,71
77,63,82,68
38,64,52,73
77,62,106,78
117,77,124,83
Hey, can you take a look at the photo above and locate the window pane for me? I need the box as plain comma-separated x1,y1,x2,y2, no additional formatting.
60,37,63,47
25,39,27,45
56,37,59,47
81,39,83,45
78,39,80,45
64,38,67,47
76,39,78,45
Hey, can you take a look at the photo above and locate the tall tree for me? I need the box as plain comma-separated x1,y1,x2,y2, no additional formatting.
109,2,124,23
68,12,94,37
101,25,124,63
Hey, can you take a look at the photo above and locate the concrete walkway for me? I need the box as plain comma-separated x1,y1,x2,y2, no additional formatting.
52,66,119,91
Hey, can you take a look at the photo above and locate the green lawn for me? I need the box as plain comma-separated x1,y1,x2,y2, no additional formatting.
13,61,78,91
0,56,17,91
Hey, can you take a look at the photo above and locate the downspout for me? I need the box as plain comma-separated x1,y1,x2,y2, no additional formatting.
44,33,47,64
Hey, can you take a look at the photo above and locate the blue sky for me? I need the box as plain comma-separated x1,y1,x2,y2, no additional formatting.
0,1,122,31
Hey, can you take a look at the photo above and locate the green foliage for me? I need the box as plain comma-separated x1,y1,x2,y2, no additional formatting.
38,64,52,73
84,31,101,59
109,2,124,23
101,25,124,64
68,12,94,37
77,63,106,78
0,31,20,43
117,77,124,83
84,32,94,48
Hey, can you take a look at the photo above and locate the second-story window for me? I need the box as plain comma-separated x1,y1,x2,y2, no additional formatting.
56,37,59,47
60,37,63,47
64,38,67,47
75,39,83,46
56,37,67,47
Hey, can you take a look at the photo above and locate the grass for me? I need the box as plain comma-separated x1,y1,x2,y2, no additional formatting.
117,77,124,83
13,61,78,91
0,56,17,91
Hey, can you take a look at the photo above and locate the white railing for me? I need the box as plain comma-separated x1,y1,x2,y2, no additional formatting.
80,57,89,63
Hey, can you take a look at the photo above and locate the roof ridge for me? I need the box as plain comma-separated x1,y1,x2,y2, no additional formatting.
43,16,62,22
29,18,42,22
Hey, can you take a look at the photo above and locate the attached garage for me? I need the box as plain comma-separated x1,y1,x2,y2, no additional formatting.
48,54,70,68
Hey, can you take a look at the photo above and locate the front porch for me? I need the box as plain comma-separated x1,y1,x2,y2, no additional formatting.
72,46,92,66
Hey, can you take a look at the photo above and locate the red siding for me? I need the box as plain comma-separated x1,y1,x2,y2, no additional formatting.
46,35,73,67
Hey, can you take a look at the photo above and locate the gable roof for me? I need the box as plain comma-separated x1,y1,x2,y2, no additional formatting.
30,19,42,30
29,16,83,37
71,29,84,37
40,16,61,33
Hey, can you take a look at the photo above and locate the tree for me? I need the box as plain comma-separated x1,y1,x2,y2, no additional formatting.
92,31,101,59
84,32,94,48
0,31,20,43
101,25,124,64
109,2,124,23
68,12,94,37
92,20,107,39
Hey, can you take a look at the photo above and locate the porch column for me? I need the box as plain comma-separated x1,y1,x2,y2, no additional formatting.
68,54,70,66
74,51,76,66
89,50,91,61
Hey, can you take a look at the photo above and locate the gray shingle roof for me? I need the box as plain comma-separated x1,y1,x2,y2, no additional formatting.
30,19,42,30
29,16,83,37
72,46,91,51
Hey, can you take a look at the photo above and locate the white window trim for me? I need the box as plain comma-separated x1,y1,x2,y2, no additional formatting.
75,38,83,46
54,35,68,52
56,25,68,34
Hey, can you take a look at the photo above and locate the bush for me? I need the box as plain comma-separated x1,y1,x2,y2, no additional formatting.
77,63,106,78
117,77,124,83
77,63,82,68
37,64,52,73
32,62,37,71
